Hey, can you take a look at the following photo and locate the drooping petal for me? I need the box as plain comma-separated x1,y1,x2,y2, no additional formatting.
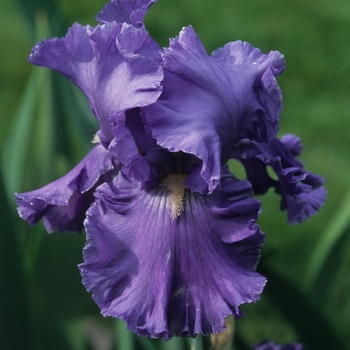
15,144,118,233
144,26,285,194
233,135,326,224
96,0,157,28
29,22,163,145
79,172,265,339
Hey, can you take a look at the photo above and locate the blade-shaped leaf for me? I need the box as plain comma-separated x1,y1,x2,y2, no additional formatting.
14,0,57,36
0,172,32,349
303,188,350,292
2,67,44,201
260,263,346,350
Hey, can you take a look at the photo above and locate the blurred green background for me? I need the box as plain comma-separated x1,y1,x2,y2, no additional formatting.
1,0,350,349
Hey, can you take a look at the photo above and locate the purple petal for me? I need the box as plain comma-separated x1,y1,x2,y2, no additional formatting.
144,26,284,194
96,0,157,28
15,144,118,233
234,135,326,224
253,341,304,350
108,111,159,186
79,172,265,339
212,40,285,142
125,108,158,154
29,22,162,145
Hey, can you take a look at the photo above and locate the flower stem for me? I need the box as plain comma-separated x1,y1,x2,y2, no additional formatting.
191,336,203,350
115,319,134,350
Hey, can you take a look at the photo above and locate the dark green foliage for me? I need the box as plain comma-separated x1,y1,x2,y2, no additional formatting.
1,0,349,349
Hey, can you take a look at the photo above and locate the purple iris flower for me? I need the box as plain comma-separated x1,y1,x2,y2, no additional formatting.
15,0,326,340
253,341,304,350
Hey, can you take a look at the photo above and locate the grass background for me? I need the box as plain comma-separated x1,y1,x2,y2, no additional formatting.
1,0,350,349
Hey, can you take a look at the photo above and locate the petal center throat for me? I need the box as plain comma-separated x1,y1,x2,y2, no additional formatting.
162,174,188,220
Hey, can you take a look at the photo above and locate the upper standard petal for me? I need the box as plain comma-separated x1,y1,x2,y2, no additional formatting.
29,22,163,145
144,26,284,194
212,40,285,142
96,0,157,27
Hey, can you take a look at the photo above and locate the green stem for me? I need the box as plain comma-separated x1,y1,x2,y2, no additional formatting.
115,319,134,350
191,336,203,350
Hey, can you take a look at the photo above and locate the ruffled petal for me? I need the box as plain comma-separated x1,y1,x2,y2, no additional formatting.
212,41,285,142
96,0,157,28
144,26,284,194
29,22,162,144
15,144,118,233
234,135,326,224
79,172,265,339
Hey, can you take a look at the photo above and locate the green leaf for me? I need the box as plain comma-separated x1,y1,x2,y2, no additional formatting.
2,10,53,201
135,337,159,350
14,0,57,37
0,172,32,349
303,188,350,292
163,337,187,350
2,67,45,201
32,65,54,184
64,318,86,350
260,263,346,350
27,230,90,350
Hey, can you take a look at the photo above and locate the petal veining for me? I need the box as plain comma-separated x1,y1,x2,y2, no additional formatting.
80,173,265,339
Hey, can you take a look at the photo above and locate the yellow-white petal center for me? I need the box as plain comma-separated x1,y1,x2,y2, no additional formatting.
162,174,187,219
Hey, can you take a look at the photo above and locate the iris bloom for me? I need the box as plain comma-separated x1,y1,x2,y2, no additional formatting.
15,0,326,339
253,341,304,350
